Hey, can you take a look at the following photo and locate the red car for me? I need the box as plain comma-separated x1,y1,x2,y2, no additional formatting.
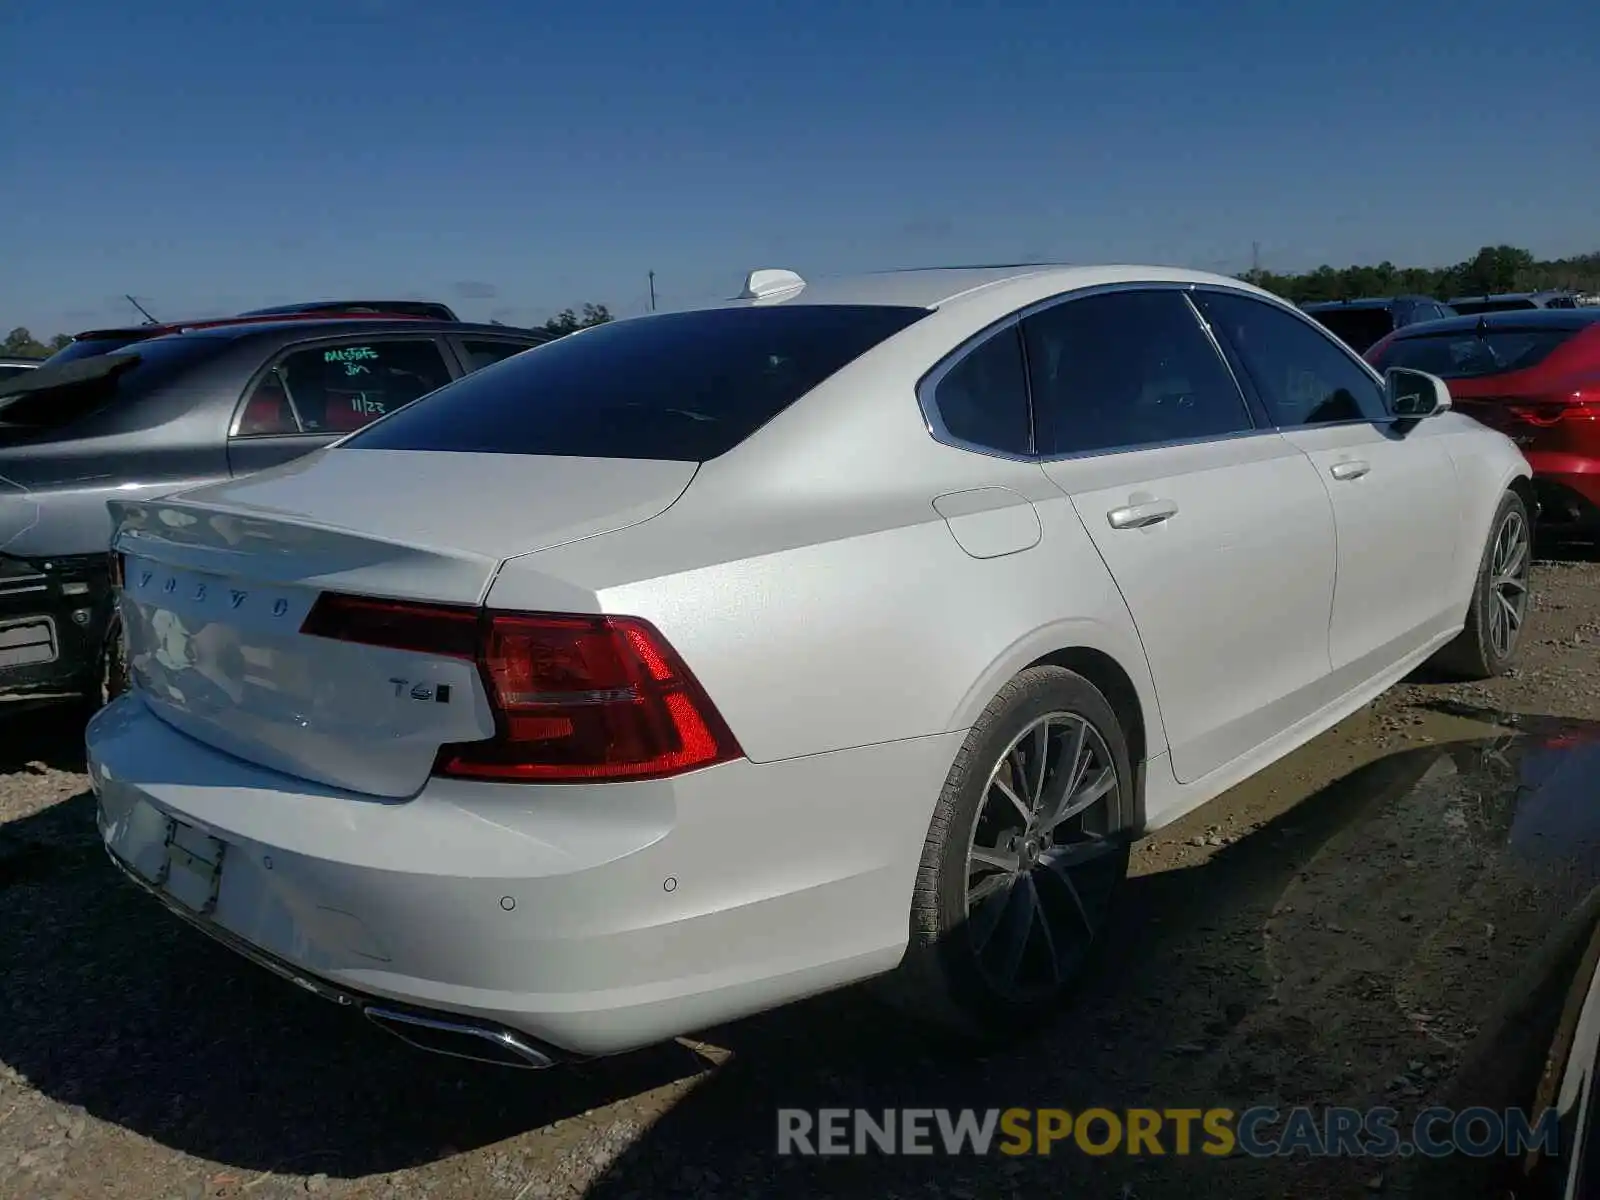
1367,309,1600,536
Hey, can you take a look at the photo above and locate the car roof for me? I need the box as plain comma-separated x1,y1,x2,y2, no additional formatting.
68,310,439,340
709,263,1276,313
1387,308,1600,338
91,316,544,346
1447,290,1573,304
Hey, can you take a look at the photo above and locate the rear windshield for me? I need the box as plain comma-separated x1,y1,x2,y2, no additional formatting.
0,336,227,441
341,304,929,461
1307,308,1396,354
1370,328,1583,379
44,333,154,365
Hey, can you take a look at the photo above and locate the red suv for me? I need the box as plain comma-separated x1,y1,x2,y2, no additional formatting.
1367,309,1600,536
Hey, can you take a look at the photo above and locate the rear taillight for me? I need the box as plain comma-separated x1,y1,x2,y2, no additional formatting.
1505,393,1600,426
300,594,742,783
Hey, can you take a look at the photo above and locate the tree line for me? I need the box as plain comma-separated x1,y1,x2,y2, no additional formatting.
7,246,1596,360
1240,244,1600,305
2,303,615,360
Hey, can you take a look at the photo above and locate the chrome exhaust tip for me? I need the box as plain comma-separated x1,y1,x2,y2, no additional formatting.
364,1006,557,1069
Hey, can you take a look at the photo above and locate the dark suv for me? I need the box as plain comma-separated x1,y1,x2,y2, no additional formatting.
0,317,553,712
1301,296,1457,354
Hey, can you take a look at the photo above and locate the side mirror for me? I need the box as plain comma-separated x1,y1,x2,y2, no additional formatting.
1386,367,1452,419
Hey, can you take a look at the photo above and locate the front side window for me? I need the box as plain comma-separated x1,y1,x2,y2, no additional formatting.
233,337,454,437
926,325,1033,456
1024,290,1253,456
1195,291,1389,427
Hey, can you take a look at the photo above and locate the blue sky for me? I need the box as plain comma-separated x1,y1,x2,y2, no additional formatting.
2,0,1595,336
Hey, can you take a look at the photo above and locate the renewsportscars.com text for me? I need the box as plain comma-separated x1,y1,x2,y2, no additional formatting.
776,1106,1560,1159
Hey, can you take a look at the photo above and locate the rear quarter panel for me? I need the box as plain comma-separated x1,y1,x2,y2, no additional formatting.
487,450,1162,767
1438,416,1533,612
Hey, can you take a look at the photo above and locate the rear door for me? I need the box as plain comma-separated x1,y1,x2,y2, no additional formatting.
1027,288,1339,784
1195,289,1464,679
225,334,458,476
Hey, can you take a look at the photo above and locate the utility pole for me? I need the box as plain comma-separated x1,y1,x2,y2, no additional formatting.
1250,242,1261,276
648,271,657,312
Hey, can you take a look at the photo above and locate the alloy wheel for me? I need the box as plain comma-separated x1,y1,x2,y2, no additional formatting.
963,711,1124,999
1488,508,1531,659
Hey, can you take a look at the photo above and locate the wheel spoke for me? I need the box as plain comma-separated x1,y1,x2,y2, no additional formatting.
1027,876,1064,983
968,883,1014,952
1039,766,1116,835
991,884,1033,982
970,842,1020,873
967,871,1011,909
1497,591,1522,631
1043,836,1119,871
1043,852,1096,935
991,774,1032,824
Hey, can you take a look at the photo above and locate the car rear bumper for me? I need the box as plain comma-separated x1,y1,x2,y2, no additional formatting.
86,694,960,1059
0,552,113,706
1525,453,1600,532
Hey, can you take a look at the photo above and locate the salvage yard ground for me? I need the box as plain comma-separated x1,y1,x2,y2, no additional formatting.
3,552,1599,1200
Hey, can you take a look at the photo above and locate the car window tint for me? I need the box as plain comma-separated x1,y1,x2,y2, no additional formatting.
460,339,535,372
1023,290,1252,456
1370,327,1585,380
237,338,453,438
929,325,1032,456
342,305,928,462
1196,292,1388,427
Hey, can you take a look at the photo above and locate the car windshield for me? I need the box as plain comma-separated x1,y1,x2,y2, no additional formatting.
1307,308,1396,354
341,304,930,462
1370,327,1583,379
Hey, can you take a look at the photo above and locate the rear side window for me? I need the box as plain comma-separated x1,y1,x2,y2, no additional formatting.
342,305,928,462
1196,291,1389,427
1025,290,1253,456
927,326,1032,456
1370,327,1587,380
234,338,454,437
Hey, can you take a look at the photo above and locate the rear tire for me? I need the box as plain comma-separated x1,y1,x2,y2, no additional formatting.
880,665,1133,1039
1431,490,1532,680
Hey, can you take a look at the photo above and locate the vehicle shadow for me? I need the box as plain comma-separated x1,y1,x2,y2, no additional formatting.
578,717,1600,1200
3,710,1596,1193
0,703,89,773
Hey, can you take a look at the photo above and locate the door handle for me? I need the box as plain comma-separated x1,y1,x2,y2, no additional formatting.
1330,460,1370,481
1107,500,1179,530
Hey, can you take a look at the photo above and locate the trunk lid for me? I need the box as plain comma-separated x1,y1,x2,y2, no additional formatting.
111,448,698,797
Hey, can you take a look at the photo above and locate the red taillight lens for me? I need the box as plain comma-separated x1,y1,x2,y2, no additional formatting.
301,592,479,658
301,595,741,783
1505,391,1600,427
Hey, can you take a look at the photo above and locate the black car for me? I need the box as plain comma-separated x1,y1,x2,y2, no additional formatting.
0,357,42,383
1301,295,1458,354
0,317,553,713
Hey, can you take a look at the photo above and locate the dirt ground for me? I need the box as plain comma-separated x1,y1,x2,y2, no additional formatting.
3,552,1600,1200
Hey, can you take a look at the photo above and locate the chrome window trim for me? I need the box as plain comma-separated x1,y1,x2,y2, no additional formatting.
915,314,1037,462
1188,284,1398,427
917,280,1285,464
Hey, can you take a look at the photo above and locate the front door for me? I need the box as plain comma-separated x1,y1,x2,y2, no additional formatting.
1194,290,1463,678
1023,288,1339,784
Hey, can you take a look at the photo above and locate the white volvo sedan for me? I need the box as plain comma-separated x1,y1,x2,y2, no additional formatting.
87,265,1533,1067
